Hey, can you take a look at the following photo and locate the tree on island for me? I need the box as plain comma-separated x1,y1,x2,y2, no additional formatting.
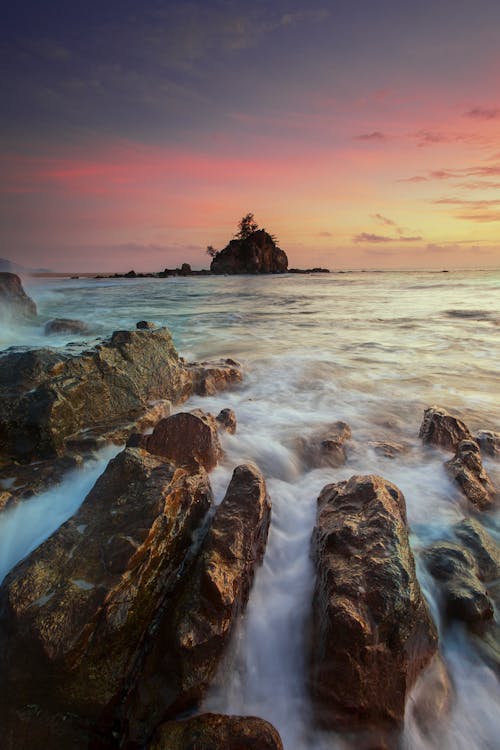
206,244,218,259
235,212,259,239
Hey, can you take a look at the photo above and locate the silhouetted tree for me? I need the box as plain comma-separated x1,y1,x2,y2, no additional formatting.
236,213,259,239
206,245,218,258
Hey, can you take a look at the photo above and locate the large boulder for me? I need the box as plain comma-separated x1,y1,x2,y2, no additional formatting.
419,406,473,451
188,358,243,396
0,328,192,461
309,475,438,732
446,439,497,510
149,714,284,750
123,463,271,744
0,448,213,733
0,272,37,321
210,230,288,274
44,318,89,335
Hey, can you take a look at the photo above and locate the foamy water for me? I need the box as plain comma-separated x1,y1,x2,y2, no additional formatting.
1,270,499,748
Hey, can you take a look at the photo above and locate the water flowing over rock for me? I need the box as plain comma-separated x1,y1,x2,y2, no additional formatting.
454,518,500,580
210,230,288,274
216,407,237,434
446,439,497,510
476,429,500,458
188,358,243,396
296,420,351,468
0,448,213,738
130,410,222,471
149,713,284,750
44,318,89,335
419,406,474,451
309,474,438,733
123,462,271,744
0,272,37,321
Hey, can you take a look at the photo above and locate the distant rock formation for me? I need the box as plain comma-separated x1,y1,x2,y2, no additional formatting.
210,229,288,274
0,272,37,322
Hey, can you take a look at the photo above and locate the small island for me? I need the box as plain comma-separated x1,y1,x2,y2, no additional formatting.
208,214,288,274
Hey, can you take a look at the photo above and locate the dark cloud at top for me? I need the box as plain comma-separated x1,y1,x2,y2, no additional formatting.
465,106,499,120
354,131,386,142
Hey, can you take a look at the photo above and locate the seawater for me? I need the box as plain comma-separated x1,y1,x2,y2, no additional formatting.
1,270,499,749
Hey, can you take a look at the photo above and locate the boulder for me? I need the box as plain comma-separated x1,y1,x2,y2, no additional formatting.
216,408,237,434
0,327,192,461
419,406,473,451
445,439,497,510
0,448,213,730
454,518,500,581
188,358,243,396
422,541,494,623
476,429,500,458
44,318,89,335
0,272,37,321
210,230,288,274
369,441,410,459
296,421,351,468
309,475,438,732
122,463,271,743
149,714,284,750
136,320,156,329
130,410,222,471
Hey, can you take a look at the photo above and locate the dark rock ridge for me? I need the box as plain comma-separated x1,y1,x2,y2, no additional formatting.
44,318,89,335
123,462,271,744
0,272,37,321
419,406,473,451
309,474,438,732
446,439,497,510
149,713,284,750
0,447,213,735
210,229,288,274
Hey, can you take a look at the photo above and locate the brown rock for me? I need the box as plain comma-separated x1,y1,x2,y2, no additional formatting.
0,272,37,321
370,441,410,459
309,475,438,732
131,410,222,471
0,447,212,730
419,406,473,451
409,656,452,736
454,518,500,581
0,454,84,510
216,408,237,434
296,421,351,469
445,439,497,510
476,429,500,458
123,462,271,744
136,320,156,329
44,318,89,335
188,358,243,396
210,229,288,274
149,713,284,750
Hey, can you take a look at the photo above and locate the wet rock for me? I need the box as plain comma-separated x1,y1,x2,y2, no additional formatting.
296,421,351,469
216,408,237,434
0,454,84,510
446,439,497,510
309,474,438,732
130,410,222,471
44,318,89,335
369,441,410,459
476,429,500,458
0,327,192,461
210,229,288,274
419,406,473,451
136,320,156,329
422,541,494,622
188,358,243,396
0,272,37,321
0,447,213,730
408,656,452,737
123,463,271,743
454,518,500,581
149,713,284,750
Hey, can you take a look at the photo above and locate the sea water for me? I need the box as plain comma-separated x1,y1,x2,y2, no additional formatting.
1,270,499,749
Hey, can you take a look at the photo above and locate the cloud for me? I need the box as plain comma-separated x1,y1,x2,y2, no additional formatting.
399,162,500,184
318,231,333,237
456,211,500,223
353,232,422,243
433,198,500,207
371,213,397,227
354,131,386,142
397,175,428,183
414,129,487,148
465,106,500,120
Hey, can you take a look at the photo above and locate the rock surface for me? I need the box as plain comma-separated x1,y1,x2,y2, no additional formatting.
454,518,500,580
309,474,438,732
476,429,500,458
0,448,212,730
419,406,473,451
44,318,89,335
216,408,237,434
0,272,37,321
123,462,271,743
130,410,222,471
446,439,497,510
188,358,243,396
210,230,288,274
136,320,156,329
296,421,351,468
149,713,284,750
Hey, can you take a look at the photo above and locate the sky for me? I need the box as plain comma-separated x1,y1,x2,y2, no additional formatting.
1,0,500,272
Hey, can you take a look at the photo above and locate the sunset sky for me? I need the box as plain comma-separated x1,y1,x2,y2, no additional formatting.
1,0,500,271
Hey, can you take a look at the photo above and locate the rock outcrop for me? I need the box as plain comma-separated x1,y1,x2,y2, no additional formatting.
476,429,500,458
295,421,351,469
123,463,271,744
44,318,89,335
216,408,237,434
0,272,37,321
454,518,500,580
210,230,288,274
149,714,284,750
188,358,243,396
0,448,213,736
309,474,438,732
419,406,473,451
446,439,497,510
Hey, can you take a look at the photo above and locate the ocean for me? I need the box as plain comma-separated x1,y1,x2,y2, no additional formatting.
1,270,499,749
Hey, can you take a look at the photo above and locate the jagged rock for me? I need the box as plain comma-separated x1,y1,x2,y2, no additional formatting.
44,318,89,335
295,421,351,468
0,328,192,461
188,358,243,396
419,406,473,451
210,230,288,274
149,714,284,750
130,410,222,471
216,408,237,434
309,475,438,732
446,439,497,510
0,448,213,732
136,320,156,329
454,518,500,581
123,463,271,744
476,430,500,458
423,541,494,622
0,454,84,510
0,272,37,321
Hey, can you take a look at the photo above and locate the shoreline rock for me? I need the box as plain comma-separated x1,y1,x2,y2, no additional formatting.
210,230,288,274
446,439,497,510
419,406,473,451
0,272,37,322
149,713,284,750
